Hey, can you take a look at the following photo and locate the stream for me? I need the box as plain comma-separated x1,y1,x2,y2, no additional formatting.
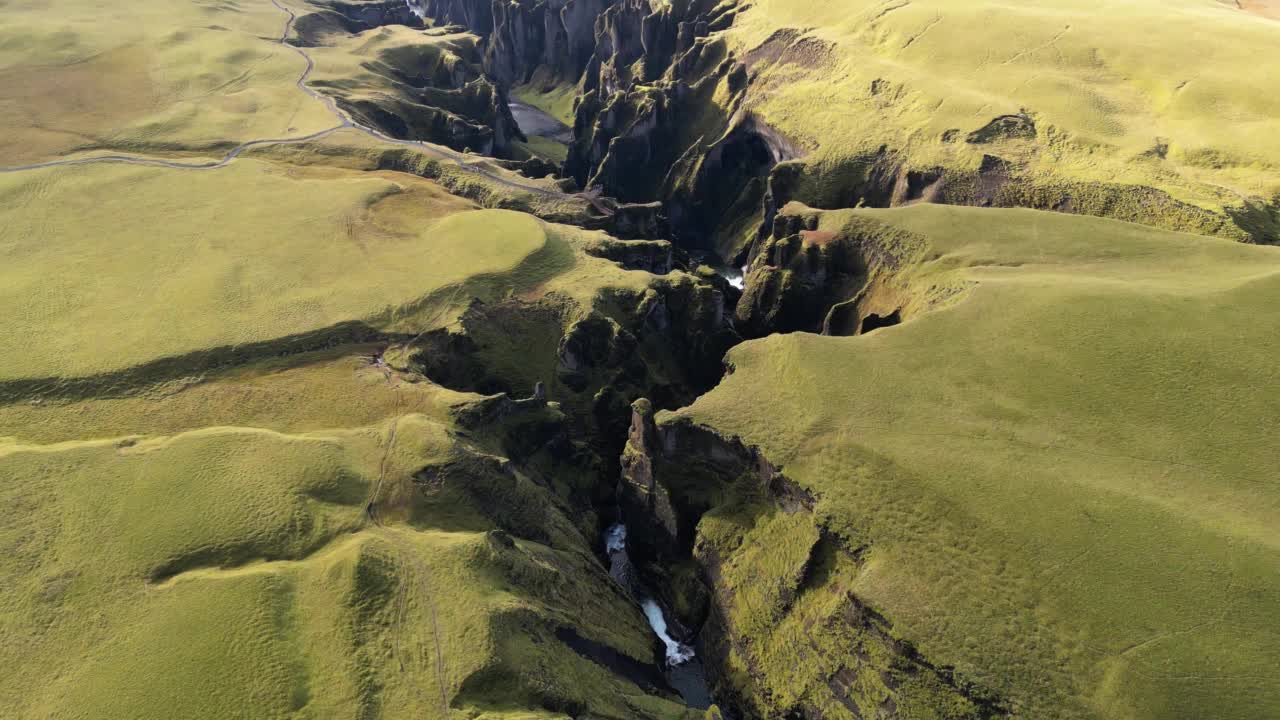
721,265,747,291
605,523,715,709
509,102,575,144
689,251,747,291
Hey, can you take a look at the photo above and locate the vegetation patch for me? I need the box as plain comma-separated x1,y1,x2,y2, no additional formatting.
676,204,1280,719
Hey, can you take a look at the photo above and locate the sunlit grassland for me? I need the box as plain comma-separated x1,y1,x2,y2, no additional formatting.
0,159,548,381
726,0,1280,217
677,204,1280,719
0,0,337,165
0,348,696,719
513,84,579,126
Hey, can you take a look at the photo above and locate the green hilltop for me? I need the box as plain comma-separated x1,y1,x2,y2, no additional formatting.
672,204,1280,719
723,0,1280,239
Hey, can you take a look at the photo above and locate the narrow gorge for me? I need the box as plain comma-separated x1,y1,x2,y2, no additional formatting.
295,0,1039,716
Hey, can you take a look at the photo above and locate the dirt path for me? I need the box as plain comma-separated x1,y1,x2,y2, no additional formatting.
0,0,580,206
381,529,451,717
1236,0,1280,20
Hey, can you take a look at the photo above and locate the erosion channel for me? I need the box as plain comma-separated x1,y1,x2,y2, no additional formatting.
319,0,1021,717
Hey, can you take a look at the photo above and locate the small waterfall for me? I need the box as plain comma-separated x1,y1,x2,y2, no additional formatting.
403,0,426,20
605,523,628,553
725,265,747,290
607,522,695,665
604,523,713,708
641,598,697,665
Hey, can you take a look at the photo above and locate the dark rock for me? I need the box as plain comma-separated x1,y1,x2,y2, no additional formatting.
966,112,1038,144
618,399,681,560
584,237,676,274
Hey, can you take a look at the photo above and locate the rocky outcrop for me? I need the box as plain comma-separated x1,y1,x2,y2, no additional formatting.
411,0,617,85
402,264,739,515
408,0,769,252
604,201,669,240
311,0,424,34
409,0,495,34
565,2,757,235
618,399,681,560
761,148,1258,243
582,236,676,274
617,415,1008,719
735,205,927,338
341,75,524,156
486,0,616,86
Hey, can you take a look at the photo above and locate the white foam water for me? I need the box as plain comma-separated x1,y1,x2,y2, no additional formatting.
605,523,628,554
604,523,696,666
404,0,426,20
642,599,697,666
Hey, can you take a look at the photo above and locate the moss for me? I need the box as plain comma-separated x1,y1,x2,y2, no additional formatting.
679,203,1280,719
993,180,1251,241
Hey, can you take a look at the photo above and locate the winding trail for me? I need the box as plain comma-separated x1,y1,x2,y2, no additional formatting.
0,0,574,204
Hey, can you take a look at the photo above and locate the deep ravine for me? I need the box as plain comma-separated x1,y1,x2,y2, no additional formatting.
605,523,715,709
379,1,756,713
372,1,994,715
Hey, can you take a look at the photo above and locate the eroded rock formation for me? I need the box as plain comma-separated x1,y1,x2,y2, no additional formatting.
735,205,928,338
615,412,1008,719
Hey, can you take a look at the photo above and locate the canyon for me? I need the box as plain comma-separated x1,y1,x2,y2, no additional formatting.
2,1,1279,719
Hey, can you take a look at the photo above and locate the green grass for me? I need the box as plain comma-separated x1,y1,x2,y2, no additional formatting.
513,84,579,126
0,0,336,165
675,204,1280,719
0,348,698,719
0,159,547,381
0,350,467,444
727,0,1280,228
518,135,571,163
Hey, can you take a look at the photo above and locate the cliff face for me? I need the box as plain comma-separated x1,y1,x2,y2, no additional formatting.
405,254,740,512
565,0,772,255
410,0,775,255
618,399,681,560
615,413,1007,719
409,0,495,34
342,75,522,156
487,0,615,86
411,0,616,84
325,0,425,30
734,205,930,339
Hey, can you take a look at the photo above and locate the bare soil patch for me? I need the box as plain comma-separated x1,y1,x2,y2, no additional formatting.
1237,0,1280,20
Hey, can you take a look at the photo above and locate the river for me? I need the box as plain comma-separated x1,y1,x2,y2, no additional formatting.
605,523,715,709
509,102,574,144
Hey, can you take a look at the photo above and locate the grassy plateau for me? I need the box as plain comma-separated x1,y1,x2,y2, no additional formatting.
719,0,1280,238
675,204,1280,719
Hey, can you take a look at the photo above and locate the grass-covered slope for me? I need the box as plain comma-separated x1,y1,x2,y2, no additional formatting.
725,0,1280,239
0,148,705,716
0,98,710,716
674,205,1280,719
0,352,699,719
0,0,337,165
0,1,709,715
0,159,544,382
